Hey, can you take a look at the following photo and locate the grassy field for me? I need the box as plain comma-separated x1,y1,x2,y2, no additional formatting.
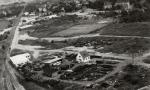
0,19,10,31
10,49,27,56
93,22,150,37
21,81,50,90
21,15,101,38
23,15,81,38
52,23,106,37
19,39,69,49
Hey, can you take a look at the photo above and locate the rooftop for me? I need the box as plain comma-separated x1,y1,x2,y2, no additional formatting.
79,51,90,59
42,56,62,64
116,0,129,3
10,53,31,67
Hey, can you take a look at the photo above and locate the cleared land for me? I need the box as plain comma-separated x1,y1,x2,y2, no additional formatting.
93,22,150,37
21,15,80,38
52,23,106,37
21,15,103,38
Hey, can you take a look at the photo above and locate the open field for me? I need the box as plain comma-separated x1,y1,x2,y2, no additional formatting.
21,81,50,90
10,49,28,56
0,19,10,31
21,15,105,38
92,22,150,37
52,23,106,37
18,39,68,49
18,36,150,54
22,15,82,38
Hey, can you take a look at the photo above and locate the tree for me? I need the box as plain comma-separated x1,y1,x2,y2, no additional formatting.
1,45,5,50
43,64,55,77
88,0,104,10
127,39,144,64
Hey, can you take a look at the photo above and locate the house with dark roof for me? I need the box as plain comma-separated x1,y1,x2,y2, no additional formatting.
115,0,132,10
76,51,91,63
104,1,113,9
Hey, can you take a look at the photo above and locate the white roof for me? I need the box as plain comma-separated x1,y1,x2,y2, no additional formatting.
10,53,31,67
43,57,62,64
46,14,58,19
20,25,33,29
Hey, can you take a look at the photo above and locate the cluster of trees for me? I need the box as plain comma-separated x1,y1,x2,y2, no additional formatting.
43,64,58,77
0,31,10,41
119,9,150,23
52,1,80,13
17,62,44,80
0,5,24,18
23,0,119,14
87,0,105,10
112,64,150,90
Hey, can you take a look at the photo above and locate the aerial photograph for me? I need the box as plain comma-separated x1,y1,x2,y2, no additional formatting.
0,0,150,90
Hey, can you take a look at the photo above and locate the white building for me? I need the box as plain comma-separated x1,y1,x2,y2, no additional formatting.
115,0,132,10
24,12,29,16
45,14,58,19
76,51,91,63
10,53,32,67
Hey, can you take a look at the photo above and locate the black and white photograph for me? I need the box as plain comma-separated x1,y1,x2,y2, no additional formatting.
0,0,150,90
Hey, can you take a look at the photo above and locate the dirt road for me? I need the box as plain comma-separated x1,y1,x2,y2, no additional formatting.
4,3,27,90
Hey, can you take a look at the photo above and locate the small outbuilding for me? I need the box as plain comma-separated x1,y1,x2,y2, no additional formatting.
42,56,62,66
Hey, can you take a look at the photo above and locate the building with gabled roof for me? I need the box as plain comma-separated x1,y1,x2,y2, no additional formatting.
76,50,91,63
10,53,32,67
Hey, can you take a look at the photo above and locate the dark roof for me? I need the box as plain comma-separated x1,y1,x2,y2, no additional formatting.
79,51,90,59
104,1,113,5
116,0,129,3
